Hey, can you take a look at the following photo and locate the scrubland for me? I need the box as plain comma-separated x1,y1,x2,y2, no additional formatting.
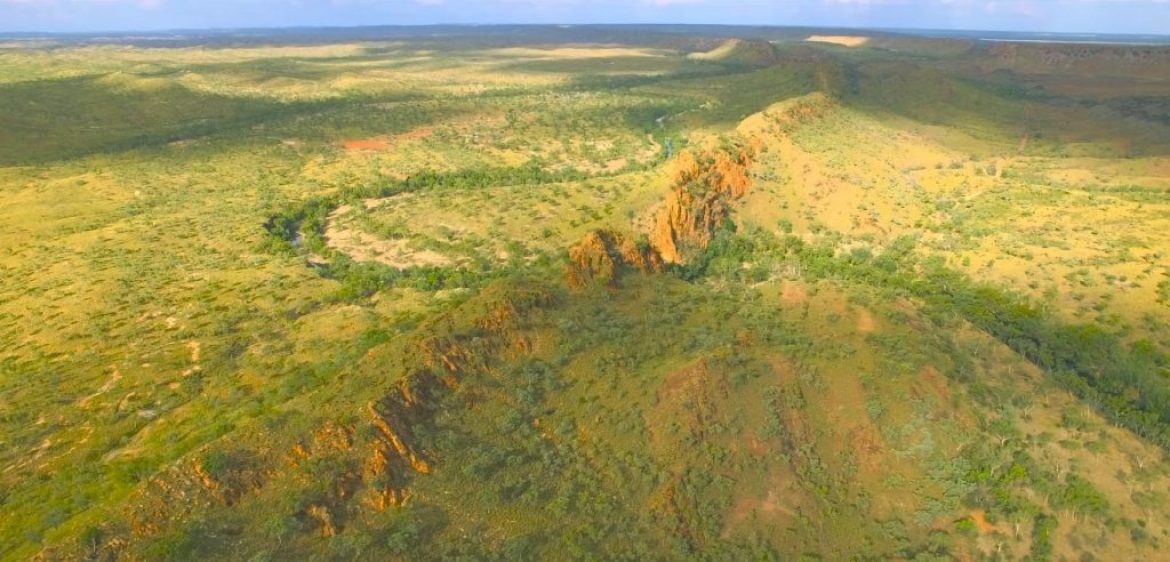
1,28,1169,561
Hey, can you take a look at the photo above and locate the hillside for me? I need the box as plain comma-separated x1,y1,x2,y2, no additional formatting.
1,26,1169,561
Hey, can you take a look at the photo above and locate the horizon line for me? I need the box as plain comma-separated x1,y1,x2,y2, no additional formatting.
3,22,1170,41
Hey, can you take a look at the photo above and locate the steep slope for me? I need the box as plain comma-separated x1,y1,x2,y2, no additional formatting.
729,62,1170,355
650,142,758,264
686,39,780,67
565,229,663,288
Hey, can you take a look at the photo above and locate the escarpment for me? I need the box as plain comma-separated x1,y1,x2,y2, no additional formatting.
981,42,1170,77
44,285,554,560
650,143,758,264
126,450,270,539
306,292,552,524
566,229,664,288
360,336,485,512
567,141,761,287
363,385,432,511
640,96,841,267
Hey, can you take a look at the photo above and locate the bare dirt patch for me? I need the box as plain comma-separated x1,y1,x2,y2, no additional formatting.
342,138,392,151
182,340,203,377
849,423,887,472
340,126,434,152
688,40,742,61
188,340,201,363
324,196,457,268
970,510,998,535
722,471,799,539
658,361,710,407
326,225,453,268
77,367,122,408
806,35,870,48
918,365,951,402
856,307,876,333
781,281,808,305
491,46,663,60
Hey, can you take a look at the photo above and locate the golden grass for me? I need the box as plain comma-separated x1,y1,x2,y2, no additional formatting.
3,33,1170,560
489,46,668,59
328,170,668,268
731,85,1170,352
806,35,870,48
687,39,743,61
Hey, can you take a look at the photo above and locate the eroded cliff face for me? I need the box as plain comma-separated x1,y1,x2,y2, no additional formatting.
125,451,270,540
360,339,471,514
46,286,555,561
652,186,728,265
566,229,664,288
567,93,845,288
651,143,758,264
566,141,761,287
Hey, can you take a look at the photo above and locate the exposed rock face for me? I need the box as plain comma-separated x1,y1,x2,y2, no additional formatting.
566,141,761,284
651,144,758,264
285,423,354,469
362,394,431,511
355,287,554,511
356,289,550,511
306,504,337,537
566,229,664,288
52,286,557,560
126,451,269,539
652,187,725,265
314,423,355,452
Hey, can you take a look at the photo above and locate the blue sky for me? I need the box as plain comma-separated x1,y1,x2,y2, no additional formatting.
1,0,1168,34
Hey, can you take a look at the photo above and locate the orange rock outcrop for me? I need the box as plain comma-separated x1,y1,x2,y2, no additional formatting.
566,140,761,286
651,144,758,264
566,229,664,288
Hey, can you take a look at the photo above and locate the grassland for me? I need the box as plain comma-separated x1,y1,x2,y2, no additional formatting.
1,27,1169,561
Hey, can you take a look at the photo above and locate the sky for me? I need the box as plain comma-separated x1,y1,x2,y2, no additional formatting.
1,0,1168,35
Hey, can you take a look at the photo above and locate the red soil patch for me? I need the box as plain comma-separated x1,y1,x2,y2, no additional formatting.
918,365,951,402
659,361,709,400
341,127,435,152
856,307,876,333
849,423,886,472
781,282,808,305
342,138,392,151
744,432,769,456
970,510,997,534
722,471,799,539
